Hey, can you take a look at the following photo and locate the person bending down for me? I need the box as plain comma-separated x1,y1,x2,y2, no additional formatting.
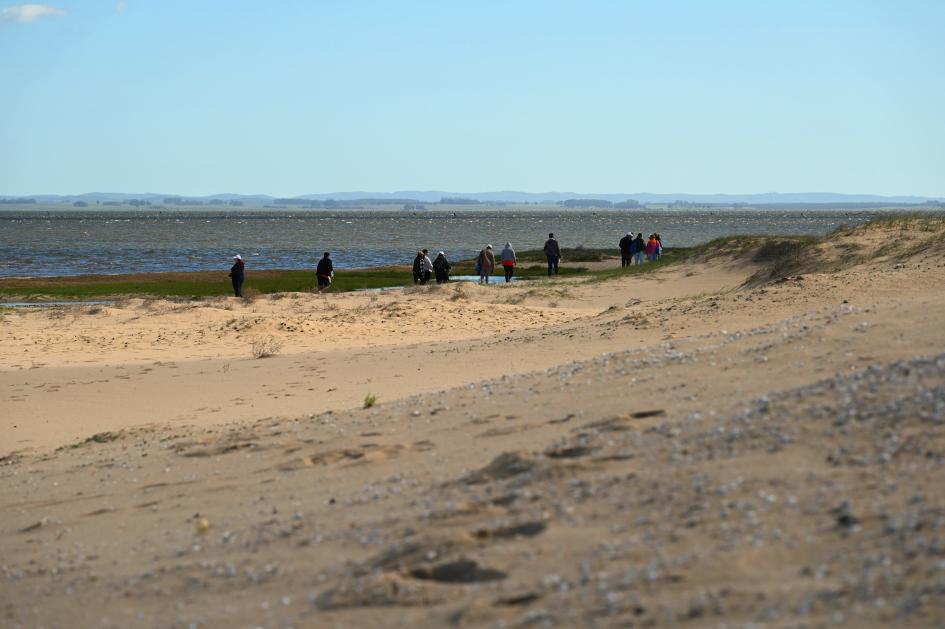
316,252,334,292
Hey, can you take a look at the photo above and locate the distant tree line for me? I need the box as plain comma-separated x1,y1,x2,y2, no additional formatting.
439,197,480,204
273,198,424,209
158,197,244,206
0,198,36,204
555,198,642,208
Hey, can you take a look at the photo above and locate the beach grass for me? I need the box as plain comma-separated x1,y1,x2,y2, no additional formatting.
0,258,590,300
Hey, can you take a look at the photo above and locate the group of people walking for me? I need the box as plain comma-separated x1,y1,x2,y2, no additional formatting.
473,233,561,284
228,230,663,296
473,242,515,284
618,232,662,267
229,251,334,296
413,249,452,285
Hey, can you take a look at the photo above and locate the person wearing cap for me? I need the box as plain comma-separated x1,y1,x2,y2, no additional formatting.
316,252,334,292
432,251,452,284
500,242,517,283
618,231,634,267
228,254,245,297
477,245,495,284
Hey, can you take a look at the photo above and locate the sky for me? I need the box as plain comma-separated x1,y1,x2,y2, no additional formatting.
1,0,943,197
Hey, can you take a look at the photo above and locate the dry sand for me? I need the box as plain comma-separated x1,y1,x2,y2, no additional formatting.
1,218,944,627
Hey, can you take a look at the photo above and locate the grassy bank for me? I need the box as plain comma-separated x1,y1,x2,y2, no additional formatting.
0,259,594,300
0,239,779,301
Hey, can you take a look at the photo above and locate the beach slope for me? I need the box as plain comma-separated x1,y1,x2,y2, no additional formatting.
1,217,944,627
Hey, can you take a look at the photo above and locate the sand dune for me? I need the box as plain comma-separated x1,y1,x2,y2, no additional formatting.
1,218,944,627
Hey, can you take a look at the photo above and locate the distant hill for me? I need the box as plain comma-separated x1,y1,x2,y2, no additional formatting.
2,191,942,206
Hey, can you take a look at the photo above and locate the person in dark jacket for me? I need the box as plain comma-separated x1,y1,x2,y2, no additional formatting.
316,252,333,292
633,233,646,265
228,254,245,297
412,251,424,284
618,232,633,267
432,251,451,283
543,233,561,277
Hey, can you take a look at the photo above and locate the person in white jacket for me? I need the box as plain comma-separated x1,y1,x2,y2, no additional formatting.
420,248,434,284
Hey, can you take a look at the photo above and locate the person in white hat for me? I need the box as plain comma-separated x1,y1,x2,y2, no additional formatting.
477,245,495,284
432,251,452,284
229,255,245,297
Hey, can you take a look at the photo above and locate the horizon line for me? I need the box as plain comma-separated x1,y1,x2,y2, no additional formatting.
3,190,944,200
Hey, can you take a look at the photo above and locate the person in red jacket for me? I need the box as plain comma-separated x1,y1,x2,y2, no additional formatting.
500,242,517,283
645,235,658,262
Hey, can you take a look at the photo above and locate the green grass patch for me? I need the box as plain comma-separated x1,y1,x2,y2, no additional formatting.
581,248,689,282
515,247,613,263
0,264,589,300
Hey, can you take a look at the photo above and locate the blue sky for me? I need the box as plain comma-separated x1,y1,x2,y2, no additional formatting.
1,0,943,196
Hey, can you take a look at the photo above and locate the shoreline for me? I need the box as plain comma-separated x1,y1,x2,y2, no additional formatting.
0,246,661,300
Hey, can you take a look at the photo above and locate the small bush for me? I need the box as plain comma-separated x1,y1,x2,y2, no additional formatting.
242,287,262,302
251,335,283,359
363,393,377,408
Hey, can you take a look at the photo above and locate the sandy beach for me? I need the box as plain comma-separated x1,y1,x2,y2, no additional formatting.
2,217,945,627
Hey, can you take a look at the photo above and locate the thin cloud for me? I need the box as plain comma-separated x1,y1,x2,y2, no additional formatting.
115,0,127,14
0,3,67,23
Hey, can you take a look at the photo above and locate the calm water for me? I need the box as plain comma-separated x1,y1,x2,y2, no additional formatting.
0,209,883,277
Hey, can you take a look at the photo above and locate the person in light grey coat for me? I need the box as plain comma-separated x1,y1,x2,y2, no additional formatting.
500,242,517,283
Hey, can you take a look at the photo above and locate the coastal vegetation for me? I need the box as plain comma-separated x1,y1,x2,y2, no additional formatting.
0,262,587,300
0,242,784,301
3,217,943,301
